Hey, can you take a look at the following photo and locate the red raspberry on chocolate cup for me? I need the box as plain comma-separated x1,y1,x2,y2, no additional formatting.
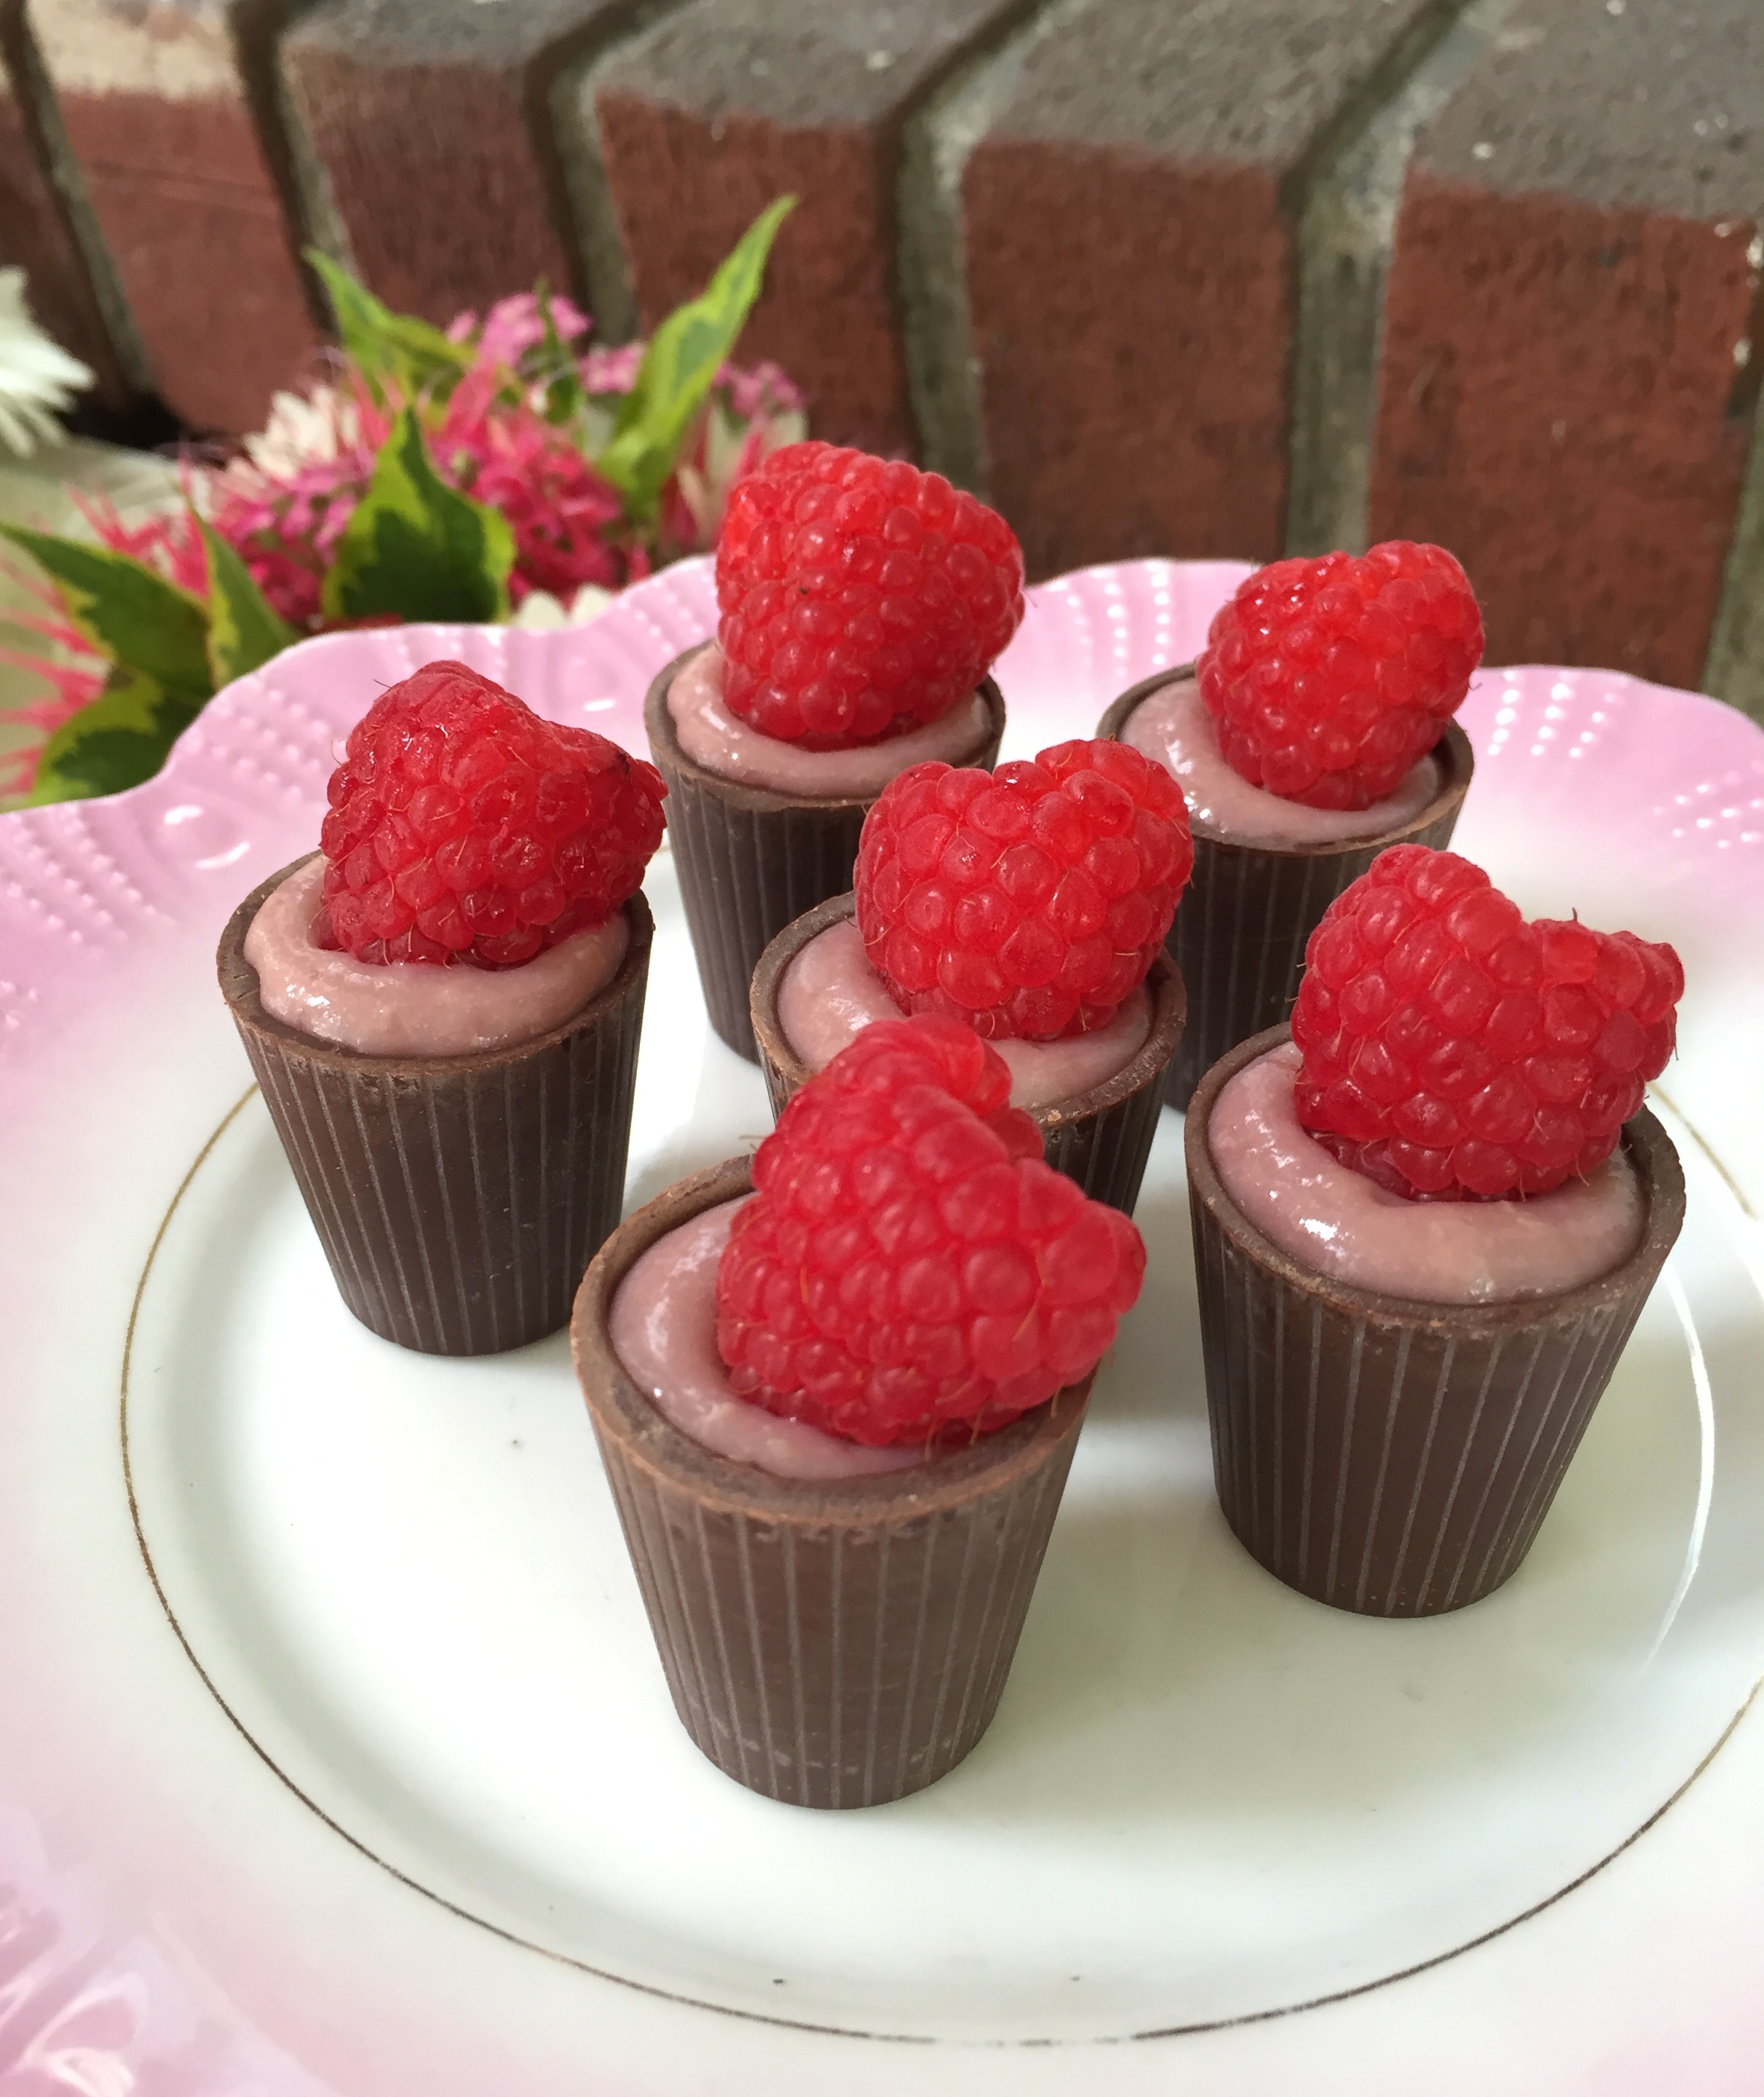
750,892,1185,1216
1184,850,1686,1616
649,443,1018,1060
217,660,664,1356
1097,543,1480,1108
748,738,1193,1215
571,1018,1144,1804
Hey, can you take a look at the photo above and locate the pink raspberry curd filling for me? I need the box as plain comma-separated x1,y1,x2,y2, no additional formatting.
245,856,630,1057
668,642,992,796
1123,677,1441,845
610,1198,921,1480
1211,1041,1644,1305
779,917,1152,1112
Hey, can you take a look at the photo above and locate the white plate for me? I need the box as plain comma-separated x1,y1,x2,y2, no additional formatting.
4,557,1763,2094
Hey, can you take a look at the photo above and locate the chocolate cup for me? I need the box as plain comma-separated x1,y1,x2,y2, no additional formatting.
646,645,1006,1062
748,890,1186,1217
571,1156,1091,1808
1184,1025,1685,1617
1098,668,1474,1110
218,856,653,1357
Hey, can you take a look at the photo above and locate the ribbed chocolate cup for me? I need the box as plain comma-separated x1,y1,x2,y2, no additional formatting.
1184,1026,1685,1616
1098,668,1473,1110
218,856,652,1356
748,890,1186,1216
571,1156,1090,1807
646,645,1006,1062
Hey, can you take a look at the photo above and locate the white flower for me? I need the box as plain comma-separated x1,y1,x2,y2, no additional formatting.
0,268,92,456
508,583,615,631
240,381,363,478
668,394,809,548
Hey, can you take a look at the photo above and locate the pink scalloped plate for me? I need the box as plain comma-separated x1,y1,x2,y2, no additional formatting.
3,557,1763,2097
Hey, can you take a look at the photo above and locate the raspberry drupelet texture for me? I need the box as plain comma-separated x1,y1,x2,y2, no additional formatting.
854,738,1193,1040
316,659,667,969
715,1016,1145,1446
1196,541,1484,810
714,441,1024,750
1291,845,1682,1201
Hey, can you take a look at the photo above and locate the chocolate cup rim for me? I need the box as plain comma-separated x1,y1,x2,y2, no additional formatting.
569,1154,1091,1527
216,854,656,1078
748,888,1187,1133
1096,665,1476,859
644,643,1009,815
1184,1022,1686,1332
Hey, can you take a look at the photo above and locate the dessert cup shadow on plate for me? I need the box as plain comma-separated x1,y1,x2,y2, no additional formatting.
217,855,653,1357
748,890,1187,1217
571,1155,1092,1808
646,645,1006,1063
1098,667,1474,1111
1184,1024,1686,1619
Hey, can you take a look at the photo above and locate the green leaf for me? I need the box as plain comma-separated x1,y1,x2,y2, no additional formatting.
596,195,796,523
322,406,514,625
25,668,204,804
0,524,212,701
306,249,474,406
196,515,296,686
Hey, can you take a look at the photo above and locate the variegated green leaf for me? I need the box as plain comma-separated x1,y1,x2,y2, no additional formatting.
196,515,296,686
26,668,205,804
321,406,514,625
0,523,211,701
596,196,795,522
306,250,474,405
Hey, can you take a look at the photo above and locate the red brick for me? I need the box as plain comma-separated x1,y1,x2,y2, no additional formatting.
1368,0,1764,688
282,0,641,328
593,0,1036,457
28,0,321,435
962,0,1459,580
0,5,137,410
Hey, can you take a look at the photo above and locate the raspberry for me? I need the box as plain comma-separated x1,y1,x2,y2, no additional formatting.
315,659,667,969
1195,541,1484,810
716,1016,1145,1446
854,738,1193,1040
714,441,1024,749
1290,845,1682,1200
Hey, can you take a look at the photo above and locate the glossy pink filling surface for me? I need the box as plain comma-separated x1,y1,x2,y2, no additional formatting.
243,856,629,1057
1123,677,1442,844
778,917,1152,1112
609,1198,920,1480
667,642,992,796
1209,1041,1644,1305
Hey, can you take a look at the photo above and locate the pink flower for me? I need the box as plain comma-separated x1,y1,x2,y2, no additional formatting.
0,642,104,797
70,493,208,596
577,348,804,423
581,342,645,397
205,367,641,620
0,497,206,797
435,369,625,604
720,359,804,422
202,385,378,627
450,291,592,375
195,316,810,631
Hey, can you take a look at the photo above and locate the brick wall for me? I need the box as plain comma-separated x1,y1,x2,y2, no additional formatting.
0,0,1757,715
